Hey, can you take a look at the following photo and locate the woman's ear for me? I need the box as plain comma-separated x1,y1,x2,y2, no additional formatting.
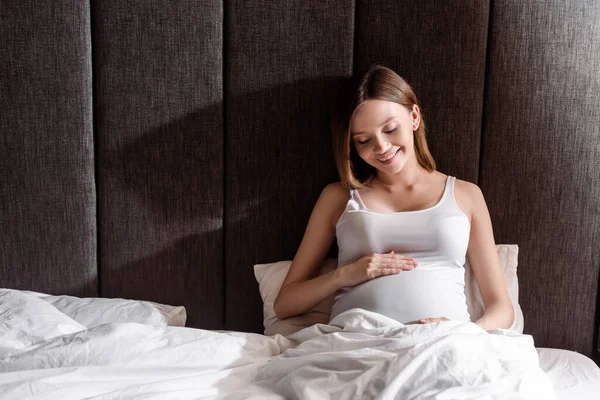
412,104,420,131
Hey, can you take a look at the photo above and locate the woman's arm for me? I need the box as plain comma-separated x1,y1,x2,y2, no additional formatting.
463,182,515,331
273,183,348,320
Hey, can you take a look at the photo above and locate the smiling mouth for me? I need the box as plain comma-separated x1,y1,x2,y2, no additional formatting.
378,148,400,162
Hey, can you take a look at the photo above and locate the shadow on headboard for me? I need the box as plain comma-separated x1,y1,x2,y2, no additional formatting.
98,76,343,330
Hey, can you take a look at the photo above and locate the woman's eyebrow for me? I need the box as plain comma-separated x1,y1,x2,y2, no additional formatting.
351,117,397,136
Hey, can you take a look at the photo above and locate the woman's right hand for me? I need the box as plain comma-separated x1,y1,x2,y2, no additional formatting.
338,251,418,288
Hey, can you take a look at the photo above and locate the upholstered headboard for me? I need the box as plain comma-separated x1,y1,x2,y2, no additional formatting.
1,1,599,364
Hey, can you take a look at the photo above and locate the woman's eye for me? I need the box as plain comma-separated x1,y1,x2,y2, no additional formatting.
384,128,397,134
357,138,371,145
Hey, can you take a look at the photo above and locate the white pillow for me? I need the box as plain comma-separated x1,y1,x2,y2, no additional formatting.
465,244,524,333
21,291,187,328
254,245,524,336
0,289,86,349
254,258,337,336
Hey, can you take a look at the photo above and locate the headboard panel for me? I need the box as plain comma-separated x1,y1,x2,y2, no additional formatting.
480,0,600,355
0,1,97,297
224,0,354,332
1,1,599,362
92,0,225,329
355,0,490,183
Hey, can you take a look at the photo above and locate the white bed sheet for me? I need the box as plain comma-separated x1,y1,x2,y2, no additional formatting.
1,289,599,399
537,347,600,400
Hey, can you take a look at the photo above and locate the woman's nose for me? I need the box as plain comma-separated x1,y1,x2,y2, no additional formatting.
373,134,391,154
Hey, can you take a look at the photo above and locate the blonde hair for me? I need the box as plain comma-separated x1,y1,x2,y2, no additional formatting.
331,64,436,189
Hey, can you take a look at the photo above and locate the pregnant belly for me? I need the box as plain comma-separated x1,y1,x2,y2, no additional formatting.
330,269,470,324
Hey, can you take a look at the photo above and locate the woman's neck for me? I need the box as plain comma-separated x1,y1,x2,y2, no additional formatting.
373,157,429,192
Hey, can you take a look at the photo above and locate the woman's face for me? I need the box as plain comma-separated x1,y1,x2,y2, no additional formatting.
349,99,419,176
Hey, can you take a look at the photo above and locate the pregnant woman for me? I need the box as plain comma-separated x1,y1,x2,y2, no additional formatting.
274,64,514,331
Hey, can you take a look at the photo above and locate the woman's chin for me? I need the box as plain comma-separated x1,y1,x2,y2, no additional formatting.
376,158,404,174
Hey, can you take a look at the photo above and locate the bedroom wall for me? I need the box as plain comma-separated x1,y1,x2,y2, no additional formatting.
1,1,598,362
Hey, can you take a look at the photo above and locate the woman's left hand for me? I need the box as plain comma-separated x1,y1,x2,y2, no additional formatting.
418,317,449,324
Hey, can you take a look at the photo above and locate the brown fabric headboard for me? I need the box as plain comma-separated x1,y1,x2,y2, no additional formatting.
1,1,599,364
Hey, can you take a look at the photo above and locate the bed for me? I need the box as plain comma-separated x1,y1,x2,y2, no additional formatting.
1,288,599,399
1,1,599,399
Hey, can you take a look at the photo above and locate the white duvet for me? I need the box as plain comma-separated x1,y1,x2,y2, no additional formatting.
0,289,555,399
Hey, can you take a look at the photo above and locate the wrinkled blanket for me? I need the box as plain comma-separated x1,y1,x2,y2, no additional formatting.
0,289,554,399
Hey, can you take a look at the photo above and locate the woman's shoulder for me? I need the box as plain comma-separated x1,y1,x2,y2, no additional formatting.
453,177,484,198
453,177,480,194
322,181,351,199
452,177,485,221
320,182,351,228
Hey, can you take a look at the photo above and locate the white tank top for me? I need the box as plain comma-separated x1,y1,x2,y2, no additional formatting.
331,175,471,323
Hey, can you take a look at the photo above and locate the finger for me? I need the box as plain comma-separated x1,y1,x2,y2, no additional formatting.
376,267,401,276
381,263,413,271
380,254,416,262
381,253,414,260
392,259,418,270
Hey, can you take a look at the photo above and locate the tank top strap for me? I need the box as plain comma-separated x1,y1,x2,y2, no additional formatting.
439,175,467,218
446,175,454,197
448,175,456,199
349,188,367,210
438,175,454,207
